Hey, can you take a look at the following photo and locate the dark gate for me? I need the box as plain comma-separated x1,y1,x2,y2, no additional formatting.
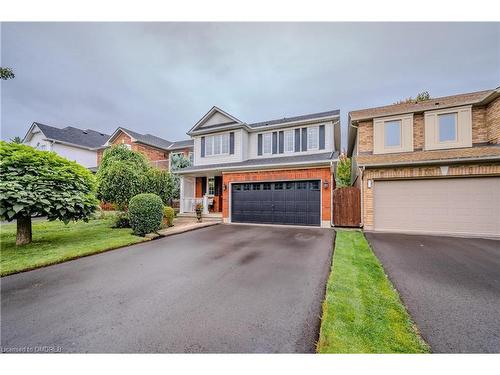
333,187,361,227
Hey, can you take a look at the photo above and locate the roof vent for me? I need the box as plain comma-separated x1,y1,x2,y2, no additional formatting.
434,102,440,105
82,130,88,134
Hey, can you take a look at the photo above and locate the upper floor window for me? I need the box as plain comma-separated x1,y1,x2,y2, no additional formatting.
424,106,471,151
188,152,194,163
284,130,294,153
205,133,229,156
438,113,457,142
307,126,319,150
263,133,272,154
384,120,402,147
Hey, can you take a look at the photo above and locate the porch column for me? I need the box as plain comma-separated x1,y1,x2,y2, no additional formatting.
179,176,185,213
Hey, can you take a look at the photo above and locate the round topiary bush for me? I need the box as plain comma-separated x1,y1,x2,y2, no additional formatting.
128,193,164,236
163,206,175,227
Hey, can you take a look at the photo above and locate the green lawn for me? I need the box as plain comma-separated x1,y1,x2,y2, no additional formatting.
1,218,147,276
317,230,429,353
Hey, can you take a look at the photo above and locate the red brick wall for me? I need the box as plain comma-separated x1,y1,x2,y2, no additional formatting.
222,167,333,222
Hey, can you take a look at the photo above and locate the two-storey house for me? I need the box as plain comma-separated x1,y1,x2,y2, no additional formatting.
176,107,341,227
348,88,500,238
23,122,110,169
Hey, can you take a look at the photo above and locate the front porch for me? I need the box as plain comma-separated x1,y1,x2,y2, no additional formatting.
179,174,224,215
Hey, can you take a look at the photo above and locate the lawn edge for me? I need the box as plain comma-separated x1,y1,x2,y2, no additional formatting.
316,229,430,354
0,237,150,277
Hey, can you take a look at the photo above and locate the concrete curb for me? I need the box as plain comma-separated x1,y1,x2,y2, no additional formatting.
157,221,220,238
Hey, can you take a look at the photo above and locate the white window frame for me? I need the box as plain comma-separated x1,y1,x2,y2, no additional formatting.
188,152,194,163
383,120,402,148
284,130,294,153
262,133,272,155
205,133,230,157
307,126,319,150
438,112,458,143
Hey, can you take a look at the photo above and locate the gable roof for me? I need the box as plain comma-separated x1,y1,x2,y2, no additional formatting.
24,122,110,149
188,106,245,135
106,127,193,151
349,88,499,122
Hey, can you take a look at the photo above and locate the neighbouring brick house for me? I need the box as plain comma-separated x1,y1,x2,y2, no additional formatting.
347,87,500,238
97,127,194,170
175,106,341,227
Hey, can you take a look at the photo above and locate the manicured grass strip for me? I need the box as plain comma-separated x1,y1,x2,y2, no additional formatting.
1,219,147,276
317,230,429,353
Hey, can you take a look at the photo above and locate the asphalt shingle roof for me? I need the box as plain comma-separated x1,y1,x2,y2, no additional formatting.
177,151,337,173
169,139,194,149
34,123,110,149
119,127,173,150
349,89,497,121
248,109,340,128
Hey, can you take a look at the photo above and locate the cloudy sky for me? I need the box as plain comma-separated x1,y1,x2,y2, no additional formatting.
1,22,499,148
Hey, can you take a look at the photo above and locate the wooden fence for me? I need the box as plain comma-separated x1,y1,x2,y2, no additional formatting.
333,187,361,227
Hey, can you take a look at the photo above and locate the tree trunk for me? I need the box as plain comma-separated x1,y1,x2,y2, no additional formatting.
16,215,32,245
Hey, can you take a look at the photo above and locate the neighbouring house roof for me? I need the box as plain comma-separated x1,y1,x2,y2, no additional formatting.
175,151,338,174
168,139,195,150
105,127,193,151
24,122,110,149
349,88,499,122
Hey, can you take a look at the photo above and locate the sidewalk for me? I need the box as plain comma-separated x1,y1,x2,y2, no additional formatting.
157,216,219,237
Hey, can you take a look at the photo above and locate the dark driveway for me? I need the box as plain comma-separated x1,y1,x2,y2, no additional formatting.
366,233,500,353
1,224,334,353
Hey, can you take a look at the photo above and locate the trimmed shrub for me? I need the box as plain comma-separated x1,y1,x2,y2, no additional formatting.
112,211,130,228
128,193,163,236
163,206,175,227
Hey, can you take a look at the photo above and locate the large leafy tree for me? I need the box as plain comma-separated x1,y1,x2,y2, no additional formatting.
140,168,177,205
0,142,98,245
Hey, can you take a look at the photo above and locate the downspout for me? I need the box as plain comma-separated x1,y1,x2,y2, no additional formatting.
359,166,365,228
330,159,336,228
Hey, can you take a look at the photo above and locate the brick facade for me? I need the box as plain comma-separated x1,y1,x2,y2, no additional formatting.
413,113,424,150
356,98,500,157
486,97,500,144
222,167,334,226
96,129,192,169
361,163,500,229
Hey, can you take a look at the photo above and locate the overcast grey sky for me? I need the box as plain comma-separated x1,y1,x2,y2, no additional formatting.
1,22,499,149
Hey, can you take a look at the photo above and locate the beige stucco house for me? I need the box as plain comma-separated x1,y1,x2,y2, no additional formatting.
348,87,500,238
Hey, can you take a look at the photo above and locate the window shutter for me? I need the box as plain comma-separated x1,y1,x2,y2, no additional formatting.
295,129,301,152
278,131,284,153
201,136,205,157
272,132,278,154
301,128,307,151
258,134,263,156
319,125,325,150
229,132,235,154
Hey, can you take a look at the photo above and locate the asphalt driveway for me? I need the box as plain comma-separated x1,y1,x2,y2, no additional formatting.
366,233,500,353
1,224,334,353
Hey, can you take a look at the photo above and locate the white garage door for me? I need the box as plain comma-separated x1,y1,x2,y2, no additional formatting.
374,177,500,237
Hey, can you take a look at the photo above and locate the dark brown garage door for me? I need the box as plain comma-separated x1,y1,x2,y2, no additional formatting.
231,180,321,226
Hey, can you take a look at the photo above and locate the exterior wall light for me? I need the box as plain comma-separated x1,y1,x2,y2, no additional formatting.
323,180,329,189
223,183,227,191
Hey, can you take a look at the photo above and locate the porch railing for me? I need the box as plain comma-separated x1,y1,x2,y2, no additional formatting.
181,197,210,214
